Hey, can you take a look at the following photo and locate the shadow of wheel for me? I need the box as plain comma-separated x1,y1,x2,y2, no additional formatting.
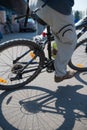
0,86,62,130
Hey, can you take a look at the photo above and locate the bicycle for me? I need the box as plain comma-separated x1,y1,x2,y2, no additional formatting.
68,17,87,71
0,11,87,90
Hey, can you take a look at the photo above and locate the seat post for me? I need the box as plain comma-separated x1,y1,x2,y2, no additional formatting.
47,26,52,60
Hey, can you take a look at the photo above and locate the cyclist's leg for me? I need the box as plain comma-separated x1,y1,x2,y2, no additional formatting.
54,33,76,77
39,7,77,77
52,13,77,77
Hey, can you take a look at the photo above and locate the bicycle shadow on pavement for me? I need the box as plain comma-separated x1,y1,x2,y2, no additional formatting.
74,71,87,85
55,85,87,130
0,84,87,130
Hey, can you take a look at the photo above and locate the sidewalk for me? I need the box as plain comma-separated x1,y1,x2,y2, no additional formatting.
0,32,36,43
0,32,87,130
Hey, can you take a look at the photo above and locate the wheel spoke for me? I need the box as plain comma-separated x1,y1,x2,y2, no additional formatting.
69,40,87,71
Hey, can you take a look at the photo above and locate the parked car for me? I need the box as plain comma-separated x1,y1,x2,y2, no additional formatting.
19,18,36,32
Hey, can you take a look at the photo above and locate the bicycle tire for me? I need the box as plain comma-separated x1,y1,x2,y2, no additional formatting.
69,38,87,71
0,39,45,90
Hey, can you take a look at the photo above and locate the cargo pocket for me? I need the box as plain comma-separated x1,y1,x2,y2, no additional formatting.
57,24,75,44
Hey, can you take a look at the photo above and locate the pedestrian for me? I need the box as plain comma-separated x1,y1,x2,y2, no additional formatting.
29,0,77,82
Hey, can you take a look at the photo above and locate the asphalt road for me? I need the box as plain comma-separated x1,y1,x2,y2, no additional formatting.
0,32,87,130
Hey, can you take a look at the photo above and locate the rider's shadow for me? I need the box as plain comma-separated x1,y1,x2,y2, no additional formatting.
0,85,87,130
55,85,87,130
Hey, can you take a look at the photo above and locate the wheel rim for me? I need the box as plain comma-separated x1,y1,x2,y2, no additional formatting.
70,42,87,71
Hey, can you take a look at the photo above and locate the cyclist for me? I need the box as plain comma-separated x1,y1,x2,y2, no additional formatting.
29,0,77,82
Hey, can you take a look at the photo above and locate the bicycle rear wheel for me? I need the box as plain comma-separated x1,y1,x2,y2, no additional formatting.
0,39,45,90
69,38,87,71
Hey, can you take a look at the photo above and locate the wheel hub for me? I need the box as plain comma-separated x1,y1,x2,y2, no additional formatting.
11,64,23,74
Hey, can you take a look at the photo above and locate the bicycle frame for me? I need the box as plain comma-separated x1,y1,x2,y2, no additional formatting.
75,21,87,52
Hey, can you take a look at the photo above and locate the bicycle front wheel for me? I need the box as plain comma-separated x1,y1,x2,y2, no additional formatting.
69,38,87,71
0,39,45,90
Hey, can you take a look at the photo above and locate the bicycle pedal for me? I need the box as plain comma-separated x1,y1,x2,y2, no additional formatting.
46,63,55,73
46,68,54,73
